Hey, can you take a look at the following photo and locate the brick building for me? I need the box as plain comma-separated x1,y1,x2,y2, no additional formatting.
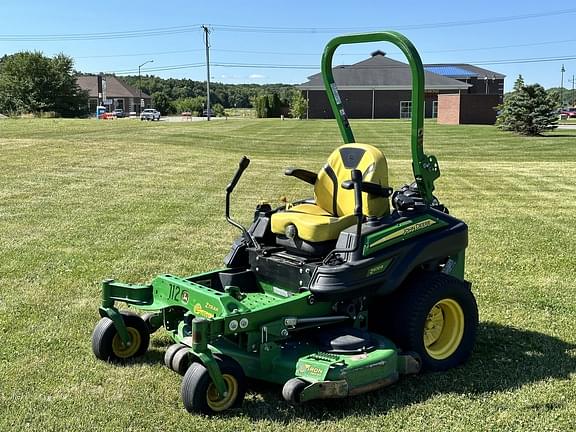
298,51,504,124
76,75,151,115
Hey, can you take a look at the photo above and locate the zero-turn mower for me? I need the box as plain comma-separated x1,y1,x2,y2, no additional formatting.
91,31,478,415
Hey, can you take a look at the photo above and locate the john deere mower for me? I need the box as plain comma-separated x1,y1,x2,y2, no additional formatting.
91,31,478,415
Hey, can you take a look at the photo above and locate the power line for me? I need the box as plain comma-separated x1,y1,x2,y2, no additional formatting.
75,48,205,59
72,37,576,60
108,54,576,75
2,8,576,41
210,8,576,33
0,25,203,41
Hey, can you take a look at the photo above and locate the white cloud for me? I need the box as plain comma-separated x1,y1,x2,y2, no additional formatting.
249,74,265,80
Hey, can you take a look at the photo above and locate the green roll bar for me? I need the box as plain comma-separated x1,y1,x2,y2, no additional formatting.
321,31,440,205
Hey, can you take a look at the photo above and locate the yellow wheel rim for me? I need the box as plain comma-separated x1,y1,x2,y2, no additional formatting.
111,327,141,359
206,374,238,412
423,299,464,360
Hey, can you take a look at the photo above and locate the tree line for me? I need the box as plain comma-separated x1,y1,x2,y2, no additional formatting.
0,51,307,118
120,75,298,116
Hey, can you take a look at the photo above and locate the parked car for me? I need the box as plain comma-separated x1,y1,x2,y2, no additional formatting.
98,112,116,120
201,108,214,117
113,109,124,118
560,107,576,119
140,109,161,121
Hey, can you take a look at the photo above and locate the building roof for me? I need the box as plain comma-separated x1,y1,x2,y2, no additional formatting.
424,65,479,79
298,53,471,91
424,64,506,80
76,75,150,98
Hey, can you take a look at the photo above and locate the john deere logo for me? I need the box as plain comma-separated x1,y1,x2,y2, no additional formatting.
181,291,189,304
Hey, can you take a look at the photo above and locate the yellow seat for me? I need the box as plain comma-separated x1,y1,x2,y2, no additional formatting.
271,143,390,243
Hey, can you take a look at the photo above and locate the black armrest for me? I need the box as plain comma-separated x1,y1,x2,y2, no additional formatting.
342,180,393,198
285,168,317,185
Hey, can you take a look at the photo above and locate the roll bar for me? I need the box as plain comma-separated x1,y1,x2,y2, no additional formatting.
321,31,440,205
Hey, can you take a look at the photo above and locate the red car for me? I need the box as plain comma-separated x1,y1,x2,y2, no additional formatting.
560,107,576,118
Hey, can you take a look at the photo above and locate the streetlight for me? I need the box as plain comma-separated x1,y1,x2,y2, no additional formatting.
138,60,154,113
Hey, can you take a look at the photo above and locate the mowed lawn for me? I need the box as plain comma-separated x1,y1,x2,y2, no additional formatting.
0,118,575,431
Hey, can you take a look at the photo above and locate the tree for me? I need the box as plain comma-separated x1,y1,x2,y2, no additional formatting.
151,91,171,115
496,75,557,136
254,94,269,118
212,103,225,117
171,96,205,115
546,87,574,108
0,51,88,117
289,91,308,119
267,93,282,117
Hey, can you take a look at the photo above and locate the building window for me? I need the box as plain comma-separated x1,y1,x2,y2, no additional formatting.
400,101,412,119
432,101,438,118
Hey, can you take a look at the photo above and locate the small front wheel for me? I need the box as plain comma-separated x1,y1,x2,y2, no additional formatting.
91,312,150,362
181,357,246,415
282,378,308,404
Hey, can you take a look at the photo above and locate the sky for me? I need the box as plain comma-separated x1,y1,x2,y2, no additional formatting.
1,1,575,92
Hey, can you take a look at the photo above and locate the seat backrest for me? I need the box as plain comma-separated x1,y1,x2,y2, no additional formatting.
314,143,390,218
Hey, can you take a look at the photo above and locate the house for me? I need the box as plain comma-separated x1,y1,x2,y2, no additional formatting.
298,51,504,124
76,75,151,115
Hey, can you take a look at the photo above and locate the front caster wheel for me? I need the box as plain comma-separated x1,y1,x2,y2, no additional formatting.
164,343,186,369
92,312,150,362
181,357,246,415
282,378,308,404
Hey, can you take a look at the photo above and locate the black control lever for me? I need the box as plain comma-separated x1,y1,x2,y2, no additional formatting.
226,156,250,193
225,156,259,249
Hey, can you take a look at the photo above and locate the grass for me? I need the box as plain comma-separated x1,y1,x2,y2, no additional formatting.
0,118,575,431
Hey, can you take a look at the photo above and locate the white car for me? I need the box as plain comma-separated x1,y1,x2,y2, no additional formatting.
140,109,161,121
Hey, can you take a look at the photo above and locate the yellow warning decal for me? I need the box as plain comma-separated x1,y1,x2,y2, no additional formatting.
193,303,215,319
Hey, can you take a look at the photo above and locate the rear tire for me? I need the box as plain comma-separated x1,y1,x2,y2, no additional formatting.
371,272,478,371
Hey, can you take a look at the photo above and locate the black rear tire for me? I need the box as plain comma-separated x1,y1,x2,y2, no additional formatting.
370,272,478,371
181,356,246,415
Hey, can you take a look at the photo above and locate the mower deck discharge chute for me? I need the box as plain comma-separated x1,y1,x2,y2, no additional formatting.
91,31,478,415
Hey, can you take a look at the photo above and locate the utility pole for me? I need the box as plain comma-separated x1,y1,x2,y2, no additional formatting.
570,75,575,107
202,25,211,121
560,64,565,108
